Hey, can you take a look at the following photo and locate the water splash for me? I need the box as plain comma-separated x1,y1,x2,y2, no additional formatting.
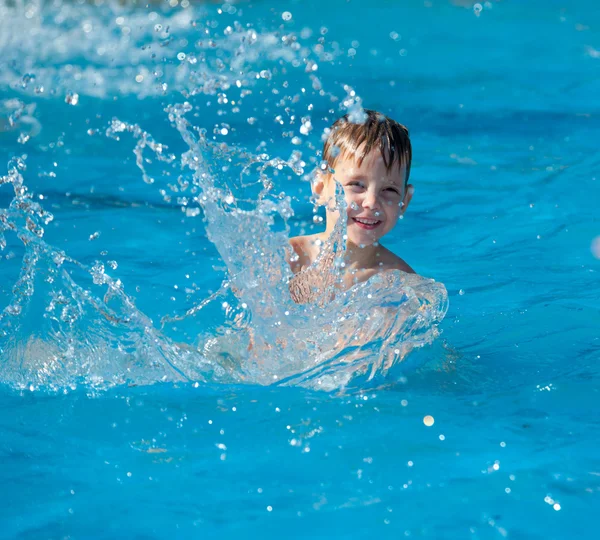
103,106,448,390
0,1,448,393
0,0,335,101
0,156,225,392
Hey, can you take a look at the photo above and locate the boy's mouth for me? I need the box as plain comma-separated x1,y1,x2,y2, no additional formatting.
352,217,382,230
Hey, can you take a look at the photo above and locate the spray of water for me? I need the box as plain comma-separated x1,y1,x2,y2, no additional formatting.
0,1,448,392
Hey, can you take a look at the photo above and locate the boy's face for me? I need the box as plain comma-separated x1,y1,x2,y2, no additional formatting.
315,148,413,247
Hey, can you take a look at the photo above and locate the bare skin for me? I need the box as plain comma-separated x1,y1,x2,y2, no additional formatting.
289,234,413,290
288,148,415,302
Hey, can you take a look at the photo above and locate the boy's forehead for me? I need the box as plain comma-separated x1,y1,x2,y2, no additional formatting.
337,148,406,182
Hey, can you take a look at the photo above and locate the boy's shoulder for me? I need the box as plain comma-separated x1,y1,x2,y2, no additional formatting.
375,245,415,274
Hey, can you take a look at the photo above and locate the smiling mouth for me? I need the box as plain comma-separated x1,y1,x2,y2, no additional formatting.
352,217,382,230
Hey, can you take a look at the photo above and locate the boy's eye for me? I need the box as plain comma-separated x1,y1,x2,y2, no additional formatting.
347,182,365,190
383,187,401,196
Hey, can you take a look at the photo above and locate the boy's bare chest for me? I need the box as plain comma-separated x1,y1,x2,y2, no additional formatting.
288,261,377,304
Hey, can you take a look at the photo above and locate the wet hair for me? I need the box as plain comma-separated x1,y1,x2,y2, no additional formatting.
322,109,412,186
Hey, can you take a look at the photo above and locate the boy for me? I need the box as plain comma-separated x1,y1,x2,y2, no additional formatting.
288,110,415,304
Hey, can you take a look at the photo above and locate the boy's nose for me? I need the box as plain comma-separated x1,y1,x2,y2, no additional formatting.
362,191,380,211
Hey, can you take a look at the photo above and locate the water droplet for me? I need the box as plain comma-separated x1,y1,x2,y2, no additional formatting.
282,12,292,21
65,92,79,106
21,73,35,87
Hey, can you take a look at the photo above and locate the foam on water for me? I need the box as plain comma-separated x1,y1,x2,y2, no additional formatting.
0,0,448,392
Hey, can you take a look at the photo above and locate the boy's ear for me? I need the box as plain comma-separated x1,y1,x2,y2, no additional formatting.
311,171,328,204
400,184,414,215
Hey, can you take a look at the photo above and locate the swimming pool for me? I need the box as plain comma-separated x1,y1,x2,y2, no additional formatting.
1,0,599,536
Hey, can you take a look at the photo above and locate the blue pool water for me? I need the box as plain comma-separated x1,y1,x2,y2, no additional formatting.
1,0,600,537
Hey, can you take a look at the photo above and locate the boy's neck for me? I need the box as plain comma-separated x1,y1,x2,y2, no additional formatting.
344,240,382,269
316,231,382,270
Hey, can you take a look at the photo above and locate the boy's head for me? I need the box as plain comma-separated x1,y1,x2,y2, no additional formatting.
313,110,414,248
